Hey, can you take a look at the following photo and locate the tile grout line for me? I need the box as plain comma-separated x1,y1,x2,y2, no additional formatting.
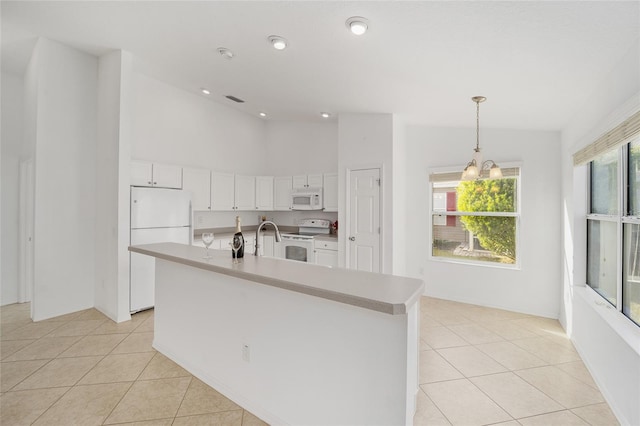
9,310,87,425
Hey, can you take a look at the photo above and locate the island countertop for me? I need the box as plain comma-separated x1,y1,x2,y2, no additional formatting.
129,242,424,315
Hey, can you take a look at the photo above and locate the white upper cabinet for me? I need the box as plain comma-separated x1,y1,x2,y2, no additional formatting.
234,175,256,211
182,167,211,211
323,172,338,212
255,176,274,211
292,174,323,189
274,176,293,211
130,161,153,187
292,175,307,189
308,174,323,188
211,171,236,211
130,161,182,189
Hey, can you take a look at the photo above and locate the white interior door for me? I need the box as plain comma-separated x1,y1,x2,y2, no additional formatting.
348,168,381,273
19,159,34,309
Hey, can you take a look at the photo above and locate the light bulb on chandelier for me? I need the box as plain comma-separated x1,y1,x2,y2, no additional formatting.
461,96,502,181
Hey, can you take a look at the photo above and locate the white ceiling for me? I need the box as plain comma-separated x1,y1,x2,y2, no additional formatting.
2,1,639,130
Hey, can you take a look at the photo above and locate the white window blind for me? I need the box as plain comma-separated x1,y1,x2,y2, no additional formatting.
573,110,640,166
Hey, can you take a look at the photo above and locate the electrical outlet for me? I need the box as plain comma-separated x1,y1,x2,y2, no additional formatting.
242,343,250,362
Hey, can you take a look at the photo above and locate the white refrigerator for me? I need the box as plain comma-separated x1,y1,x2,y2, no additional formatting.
130,187,192,313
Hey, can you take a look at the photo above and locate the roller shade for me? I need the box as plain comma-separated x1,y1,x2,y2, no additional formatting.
573,110,640,166
429,167,520,183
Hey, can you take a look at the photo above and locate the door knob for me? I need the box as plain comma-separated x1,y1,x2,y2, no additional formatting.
349,236,355,241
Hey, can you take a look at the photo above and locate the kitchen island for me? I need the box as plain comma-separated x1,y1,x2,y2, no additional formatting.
129,242,424,425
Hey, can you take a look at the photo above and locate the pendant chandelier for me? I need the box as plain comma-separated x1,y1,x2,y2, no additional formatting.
461,96,502,180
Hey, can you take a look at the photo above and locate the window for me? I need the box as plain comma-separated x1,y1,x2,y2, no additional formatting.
587,138,640,326
430,167,520,266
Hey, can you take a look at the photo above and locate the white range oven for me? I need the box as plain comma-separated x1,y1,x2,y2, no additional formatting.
277,219,331,263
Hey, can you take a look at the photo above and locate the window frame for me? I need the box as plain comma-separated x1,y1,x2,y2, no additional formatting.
587,140,640,326
428,162,522,270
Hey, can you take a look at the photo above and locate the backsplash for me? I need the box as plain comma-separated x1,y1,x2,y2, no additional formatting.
193,210,337,230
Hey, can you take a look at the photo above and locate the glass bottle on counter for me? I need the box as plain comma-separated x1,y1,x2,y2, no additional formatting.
233,216,244,259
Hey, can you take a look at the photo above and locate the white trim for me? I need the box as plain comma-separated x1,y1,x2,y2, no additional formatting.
344,165,383,272
570,93,640,155
427,163,522,269
428,255,521,271
578,285,640,355
434,211,518,218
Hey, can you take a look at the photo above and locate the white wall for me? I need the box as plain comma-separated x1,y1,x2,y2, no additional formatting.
560,38,640,426
264,121,338,175
131,72,268,174
392,116,407,276
338,113,395,274
1,72,23,305
95,50,135,323
28,38,98,321
404,127,562,318
192,120,339,230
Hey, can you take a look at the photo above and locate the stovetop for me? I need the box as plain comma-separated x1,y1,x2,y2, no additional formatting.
280,232,317,239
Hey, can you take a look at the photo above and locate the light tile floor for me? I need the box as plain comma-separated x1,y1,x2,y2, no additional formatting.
1,303,267,425
0,297,619,425
414,297,619,426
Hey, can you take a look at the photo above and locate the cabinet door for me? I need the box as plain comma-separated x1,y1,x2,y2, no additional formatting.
315,249,338,267
218,237,233,251
235,175,256,211
255,176,274,211
152,163,182,189
183,167,211,211
211,172,235,211
307,174,323,188
292,175,307,189
274,176,293,211
130,161,153,187
262,234,275,257
323,172,338,212
244,236,255,256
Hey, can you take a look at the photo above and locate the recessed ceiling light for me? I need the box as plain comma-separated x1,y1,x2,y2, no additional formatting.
217,47,234,59
346,16,369,35
321,112,331,118
259,112,267,117
201,88,211,95
268,35,288,50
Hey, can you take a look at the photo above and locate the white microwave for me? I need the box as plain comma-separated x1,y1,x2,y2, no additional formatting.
291,188,323,210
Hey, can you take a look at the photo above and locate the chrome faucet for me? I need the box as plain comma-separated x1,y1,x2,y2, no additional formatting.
254,220,282,256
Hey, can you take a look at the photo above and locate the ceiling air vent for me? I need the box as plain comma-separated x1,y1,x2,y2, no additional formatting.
225,95,245,103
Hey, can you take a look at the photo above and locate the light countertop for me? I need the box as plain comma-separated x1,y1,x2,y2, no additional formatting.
129,242,424,315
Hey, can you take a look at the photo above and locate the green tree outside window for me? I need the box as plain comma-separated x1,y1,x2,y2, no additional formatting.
457,179,517,261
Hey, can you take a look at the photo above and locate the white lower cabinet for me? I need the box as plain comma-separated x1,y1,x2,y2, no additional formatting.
314,239,338,267
260,234,275,257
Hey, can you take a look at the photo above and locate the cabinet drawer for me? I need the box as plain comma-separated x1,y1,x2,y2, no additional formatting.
314,239,338,250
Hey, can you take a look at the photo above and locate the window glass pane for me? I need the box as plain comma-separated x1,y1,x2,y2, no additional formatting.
587,220,618,306
433,215,515,264
623,223,640,325
590,150,618,215
629,140,640,216
457,178,517,213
